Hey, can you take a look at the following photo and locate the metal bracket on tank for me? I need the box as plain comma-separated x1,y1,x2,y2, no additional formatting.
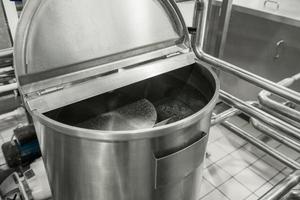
154,132,208,189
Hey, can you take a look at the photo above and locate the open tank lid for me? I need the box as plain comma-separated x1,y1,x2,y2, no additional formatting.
14,0,195,112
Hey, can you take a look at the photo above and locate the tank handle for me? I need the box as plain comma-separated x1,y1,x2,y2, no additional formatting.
154,132,208,188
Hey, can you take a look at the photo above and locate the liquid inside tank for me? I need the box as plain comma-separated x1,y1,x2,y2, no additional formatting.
45,64,213,131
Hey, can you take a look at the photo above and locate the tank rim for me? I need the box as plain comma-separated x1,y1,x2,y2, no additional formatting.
32,63,220,141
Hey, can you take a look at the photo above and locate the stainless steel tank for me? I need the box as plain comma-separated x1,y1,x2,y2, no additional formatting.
13,0,219,199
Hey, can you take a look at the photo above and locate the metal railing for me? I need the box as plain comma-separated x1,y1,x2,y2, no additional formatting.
191,0,300,199
212,92,300,170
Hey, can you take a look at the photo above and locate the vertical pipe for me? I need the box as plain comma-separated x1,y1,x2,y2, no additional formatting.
214,0,233,58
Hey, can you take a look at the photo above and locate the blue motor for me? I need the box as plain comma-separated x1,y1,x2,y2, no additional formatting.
2,125,41,168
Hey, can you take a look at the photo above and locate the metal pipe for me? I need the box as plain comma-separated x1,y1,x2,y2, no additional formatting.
0,69,15,84
222,121,300,170
0,66,13,74
259,170,300,200
0,82,17,93
259,104,300,129
0,78,15,86
0,48,13,58
0,58,13,68
211,100,300,129
0,48,13,68
191,0,300,105
214,0,233,58
211,101,300,153
220,90,300,141
0,107,25,122
251,118,300,153
211,107,240,126
258,73,300,123
248,101,300,129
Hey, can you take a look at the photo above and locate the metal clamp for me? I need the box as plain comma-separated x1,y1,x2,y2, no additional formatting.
264,0,280,10
155,132,208,188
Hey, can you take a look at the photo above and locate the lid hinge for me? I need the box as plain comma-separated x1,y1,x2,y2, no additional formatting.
37,86,64,96
166,51,181,58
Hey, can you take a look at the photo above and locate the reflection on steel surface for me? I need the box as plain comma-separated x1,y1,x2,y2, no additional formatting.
191,0,300,105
